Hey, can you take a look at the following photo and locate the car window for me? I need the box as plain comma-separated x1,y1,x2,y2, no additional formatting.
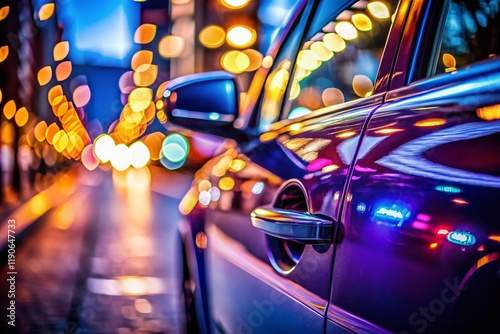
283,0,400,120
433,0,500,75
258,22,306,132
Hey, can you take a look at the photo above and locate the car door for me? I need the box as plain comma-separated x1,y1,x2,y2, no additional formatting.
201,0,406,333
327,0,500,332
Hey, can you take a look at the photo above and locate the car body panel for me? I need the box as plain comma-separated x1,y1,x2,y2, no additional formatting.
328,54,500,334
173,0,500,333
201,98,383,332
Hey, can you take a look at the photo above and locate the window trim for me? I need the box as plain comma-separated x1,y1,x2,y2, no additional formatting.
391,0,455,88
238,0,312,132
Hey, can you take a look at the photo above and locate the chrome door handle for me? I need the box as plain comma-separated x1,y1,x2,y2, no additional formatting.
250,205,334,244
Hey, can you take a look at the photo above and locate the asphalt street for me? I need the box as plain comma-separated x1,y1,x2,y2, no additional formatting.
0,166,193,334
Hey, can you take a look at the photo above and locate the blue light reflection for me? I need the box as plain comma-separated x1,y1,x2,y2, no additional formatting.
447,231,476,246
372,201,411,228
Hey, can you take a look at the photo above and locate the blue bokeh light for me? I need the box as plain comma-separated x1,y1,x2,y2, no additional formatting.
160,133,189,170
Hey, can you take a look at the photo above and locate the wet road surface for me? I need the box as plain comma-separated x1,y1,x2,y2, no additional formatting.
0,166,193,334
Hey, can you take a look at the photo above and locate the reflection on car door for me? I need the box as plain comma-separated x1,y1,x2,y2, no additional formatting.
204,0,405,332
328,0,500,332
205,101,388,334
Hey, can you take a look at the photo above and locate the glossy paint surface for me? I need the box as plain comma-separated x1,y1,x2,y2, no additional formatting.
177,0,500,333
200,100,375,332
329,59,500,333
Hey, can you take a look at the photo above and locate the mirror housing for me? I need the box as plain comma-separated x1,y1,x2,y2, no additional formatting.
160,71,243,139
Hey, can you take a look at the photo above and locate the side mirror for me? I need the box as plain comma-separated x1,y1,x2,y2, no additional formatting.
160,71,242,138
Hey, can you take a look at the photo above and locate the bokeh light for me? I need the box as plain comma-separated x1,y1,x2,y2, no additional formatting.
179,188,198,215
209,187,221,201
160,133,189,170
221,50,250,74
131,50,153,71
53,130,69,152
161,134,188,163
1,123,14,145
298,87,322,110
134,23,157,44
0,6,9,21
45,123,60,145
94,134,115,163
157,110,167,123
443,53,457,69
53,41,70,61
143,132,165,161
3,100,16,120
48,85,63,106
34,121,48,142
352,75,374,97
195,232,208,249
26,129,37,147
129,141,150,168
55,101,68,117
38,3,55,21
219,176,235,191
242,49,263,71
252,182,265,195
158,35,185,58
133,64,158,87
199,25,226,48
198,190,211,206
129,87,152,112
198,180,212,192
297,50,321,71
56,61,72,81
289,79,301,99
135,299,152,314
0,45,8,63
262,55,273,68
335,21,358,40
14,107,29,127
323,33,346,52
119,71,135,94
110,144,132,171
310,42,333,61
37,66,52,86
352,13,372,31
226,26,256,48
367,1,390,19
229,158,246,172
73,85,91,107
221,0,250,9
322,87,345,106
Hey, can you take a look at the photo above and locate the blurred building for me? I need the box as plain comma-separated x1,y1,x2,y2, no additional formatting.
0,0,300,203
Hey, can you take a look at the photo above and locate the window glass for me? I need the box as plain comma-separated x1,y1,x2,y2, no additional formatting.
258,20,306,131
435,0,500,75
284,0,399,120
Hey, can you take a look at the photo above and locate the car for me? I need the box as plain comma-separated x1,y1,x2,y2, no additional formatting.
159,0,500,332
